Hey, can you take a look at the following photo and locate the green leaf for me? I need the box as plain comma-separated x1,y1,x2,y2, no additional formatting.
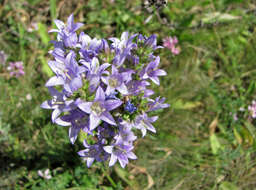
40,55,53,77
202,12,240,24
233,128,242,145
37,23,50,46
241,126,254,146
78,130,88,144
172,99,202,110
210,134,221,155
219,181,239,190
50,0,57,22
114,166,136,188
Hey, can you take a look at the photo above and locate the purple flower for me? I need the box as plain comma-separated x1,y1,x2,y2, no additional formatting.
106,91,119,100
79,32,102,52
49,14,83,48
55,109,90,144
79,33,103,63
97,123,115,139
41,87,76,122
78,140,109,167
46,51,86,94
163,36,180,55
49,41,66,63
124,100,137,114
140,56,167,85
109,32,137,52
82,57,110,92
110,32,137,67
126,80,152,97
134,113,158,137
102,65,129,95
78,87,123,130
104,139,137,168
139,34,162,50
114,121,137,143
147,97,170,112
43,15,170,168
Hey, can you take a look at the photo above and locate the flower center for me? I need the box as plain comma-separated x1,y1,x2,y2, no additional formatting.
91,101,105,115
74,116,88,127
52,96,64,105
109,77,118,88
114,145,127,154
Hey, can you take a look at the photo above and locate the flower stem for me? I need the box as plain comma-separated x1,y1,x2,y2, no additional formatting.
102,166,117,188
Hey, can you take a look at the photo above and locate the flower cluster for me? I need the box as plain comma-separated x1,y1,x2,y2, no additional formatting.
7,61,25,77
248,100,256,118
163,36,180,55
41,14,169,168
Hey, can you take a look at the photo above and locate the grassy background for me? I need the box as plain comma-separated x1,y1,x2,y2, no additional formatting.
1,0,256,189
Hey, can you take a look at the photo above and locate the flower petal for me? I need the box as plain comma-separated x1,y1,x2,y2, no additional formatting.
55,117,71,126
100,112,116,126
127,152,137,160
105,99,123,111
41,100,53,109
54,19,65,30
109,154,117,167
103,146,114,154
95,86,105,100
78,150,88,157
52,108,61,122
78,102,92,114
87,158,95,167
89,114,101,130
117,83,128,95
69,126,80,144
150,76,160,85
45,76,64,87
154,69,167,76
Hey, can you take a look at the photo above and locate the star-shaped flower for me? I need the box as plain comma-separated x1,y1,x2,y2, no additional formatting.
78,87,123,130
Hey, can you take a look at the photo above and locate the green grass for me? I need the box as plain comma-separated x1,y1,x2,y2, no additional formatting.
1,0,256,189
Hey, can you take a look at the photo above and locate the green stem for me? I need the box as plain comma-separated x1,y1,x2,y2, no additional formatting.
102,166,117,188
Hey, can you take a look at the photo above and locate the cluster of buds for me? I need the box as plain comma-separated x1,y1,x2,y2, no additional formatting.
41,14,169,168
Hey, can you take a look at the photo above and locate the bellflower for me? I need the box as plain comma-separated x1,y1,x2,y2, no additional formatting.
79,33,102,62
140,56,167,85
134,113,158,137
147,97,170,112
46,51,86,94
110,32,137,67
104,139,137,168
41,87,76,122
78,139,109,167
78,87,123,130
50,14,83,48
42,14,169,168
82,57,110,92
114,121,137,143
102,65,128,95
55,109,90,144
